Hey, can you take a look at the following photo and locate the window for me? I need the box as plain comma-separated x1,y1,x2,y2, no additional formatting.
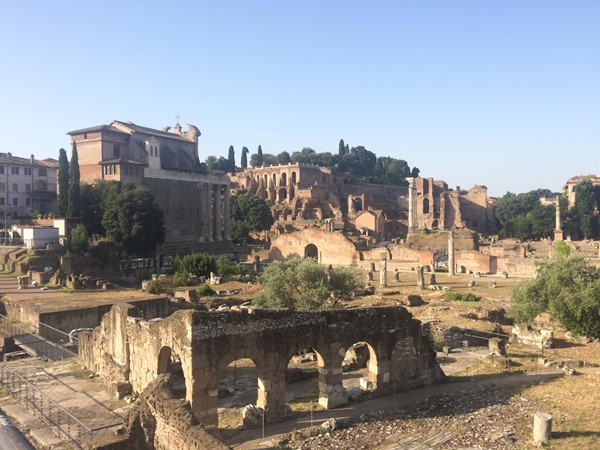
11,167,18,175
0,198,4,206
25,184,31,192
25,198,30,206
12,184,17,192
114,144,121,157
24,168,32,176
0,166,4,174
0,183,4,192
38,168,47,176
39,181,47,191
12,198,18,206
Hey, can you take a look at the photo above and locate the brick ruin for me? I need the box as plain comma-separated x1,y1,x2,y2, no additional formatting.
79,304,444,445
230,163,490,240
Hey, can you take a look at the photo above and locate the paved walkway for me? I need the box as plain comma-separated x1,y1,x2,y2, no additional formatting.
228,368,564,449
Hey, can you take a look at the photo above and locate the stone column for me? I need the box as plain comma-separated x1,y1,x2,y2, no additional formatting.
448,231,455,276
256,365,289,418
554,195,564,241
198,183,206,242
223,185,231,241
533,412,552,444
206,184,213,242
416,265,425,291
214,184,223,241
379,252,387,287
190,380,219,431
318,351,347,409
407,177,418,229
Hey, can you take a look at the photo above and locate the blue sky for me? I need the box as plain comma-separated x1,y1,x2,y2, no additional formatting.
1,1,598,197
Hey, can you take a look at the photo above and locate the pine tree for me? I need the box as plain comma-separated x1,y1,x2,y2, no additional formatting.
241,146,249,169
257,145,263,167
338,139,346,157
57,148,69,217
227,145,236,173
67,142,81,217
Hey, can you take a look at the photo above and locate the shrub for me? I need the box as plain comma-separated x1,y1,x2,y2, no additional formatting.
216,255,244,276
447,292,479,302
172,253,216,278
69,224,89,255
197,284,215,297
555,240,570,258
89,239,122,268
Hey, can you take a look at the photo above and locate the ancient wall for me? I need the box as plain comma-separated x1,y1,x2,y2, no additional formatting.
79,305,444,434
455,251,492,274
268,229,361,265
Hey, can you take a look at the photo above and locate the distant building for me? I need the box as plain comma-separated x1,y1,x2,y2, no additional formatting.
565,175,600,208
0,153,58,226
68,120,231,255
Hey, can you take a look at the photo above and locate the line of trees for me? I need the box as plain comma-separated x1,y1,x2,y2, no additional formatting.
205,139,419,186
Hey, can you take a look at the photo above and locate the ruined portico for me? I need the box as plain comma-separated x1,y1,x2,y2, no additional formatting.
79,305,444,433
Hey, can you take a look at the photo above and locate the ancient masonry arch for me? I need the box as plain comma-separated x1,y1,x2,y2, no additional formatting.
78,305,445,433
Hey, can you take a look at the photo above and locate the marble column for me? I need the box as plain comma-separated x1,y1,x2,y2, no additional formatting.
214,184,222,241
379,252,387,287
223,185,232,241
407,177,418,229
448,231,455,276
206,184,213,242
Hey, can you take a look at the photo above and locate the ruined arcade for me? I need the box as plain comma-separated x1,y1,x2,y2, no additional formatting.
79,304,444,433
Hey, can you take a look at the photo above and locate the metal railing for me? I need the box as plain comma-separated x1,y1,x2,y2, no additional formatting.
0,365,93,449
0,314,77,361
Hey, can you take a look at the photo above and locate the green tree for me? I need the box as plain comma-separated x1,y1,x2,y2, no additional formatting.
241,146,249,169
253,258,362,311
227,145,236,173
257,145,263,167
230,193,274,241
69,223,89,255
80,180,120,236
338,139,346,157
102,184,165,256
205,155,229,171
57,148,69,217
555,241,570,258
277,151,291,165
172,252,216,278
67,142,81,217
573,179,598,239
509,257,600,338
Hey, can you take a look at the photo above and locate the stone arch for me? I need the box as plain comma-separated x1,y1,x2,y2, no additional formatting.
342,341,380,389
304,243,318,259
272,173,277,187
216,356,260,430
291,171,297,185
285,348,323,408
423,198,430,214
352,197,363,212
281,172,287,187
157,346,186,398
278,187,287,202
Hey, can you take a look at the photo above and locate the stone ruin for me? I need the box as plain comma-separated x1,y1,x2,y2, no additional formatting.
78,304,445,446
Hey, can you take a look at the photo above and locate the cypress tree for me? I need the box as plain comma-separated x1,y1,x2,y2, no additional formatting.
57,148,69,217
257,145,263,167
241,146,249,169
338,139,346,157
67,142,81,217
227,145,236,173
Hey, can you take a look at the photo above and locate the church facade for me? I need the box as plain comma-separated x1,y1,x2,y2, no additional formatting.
68,120,232,255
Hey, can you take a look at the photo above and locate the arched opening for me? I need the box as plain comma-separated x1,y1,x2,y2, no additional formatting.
285,349,322,415
291,171,297,185
352,197,363,212
263,174,268,186
304,244,318,259
423,181,429,195
278,187,287,202
217,358,258,435
272,173,277,187
423,198,430,214
281,172,287,187
342,341,379,394
157,346,186,398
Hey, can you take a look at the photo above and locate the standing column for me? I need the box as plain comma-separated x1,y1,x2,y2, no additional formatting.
379,252,387,287
214,184,223,241
407,177,418,229
206,184,213,242
448,231,455,276
223,185,232,241
554,195,564,241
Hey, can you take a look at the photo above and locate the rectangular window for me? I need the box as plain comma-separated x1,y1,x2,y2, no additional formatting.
24,168,32,176
0,166,4,174
25,198,30,206
0,183,4,192
0,198,4,206
38,168,47,176
114,144,121,157
25,184,31,192
11,167,18,175
12,198,18,206
12,184,17,192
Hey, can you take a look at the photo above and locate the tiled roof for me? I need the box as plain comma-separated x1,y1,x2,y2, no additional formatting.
67,124,128,135
0,154,59,168
111,121,192,142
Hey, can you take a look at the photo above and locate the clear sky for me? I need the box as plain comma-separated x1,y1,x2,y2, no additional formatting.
1,1,598,197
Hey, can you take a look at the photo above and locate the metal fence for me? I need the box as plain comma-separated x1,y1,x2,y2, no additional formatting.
0,365,93,449
0,314,77,361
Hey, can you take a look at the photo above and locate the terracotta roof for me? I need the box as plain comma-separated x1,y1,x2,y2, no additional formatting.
67,124,128,135
111,120,192,142
0,154,59,168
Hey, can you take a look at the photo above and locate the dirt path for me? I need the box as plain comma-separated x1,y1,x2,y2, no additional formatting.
227,368,564,449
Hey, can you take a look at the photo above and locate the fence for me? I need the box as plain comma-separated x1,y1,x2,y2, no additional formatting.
0,365,93,449
0,314,77,361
